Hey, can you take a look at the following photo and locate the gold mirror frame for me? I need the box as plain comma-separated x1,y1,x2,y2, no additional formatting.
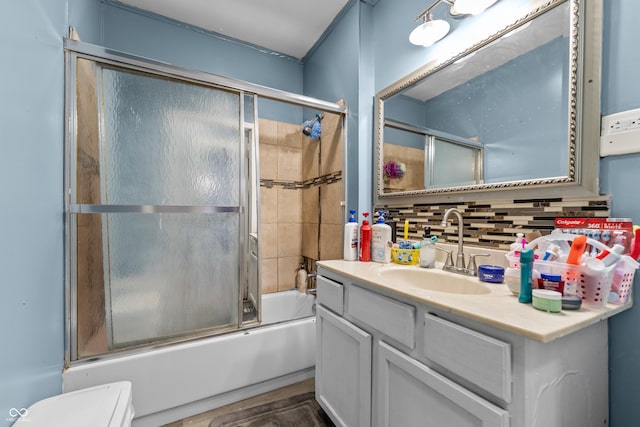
374,0,602,205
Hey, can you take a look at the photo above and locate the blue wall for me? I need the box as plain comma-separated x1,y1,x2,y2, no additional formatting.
0,1,71,425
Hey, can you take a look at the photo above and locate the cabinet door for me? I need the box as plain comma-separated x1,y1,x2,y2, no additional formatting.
376,341,509,427
316,304,372,427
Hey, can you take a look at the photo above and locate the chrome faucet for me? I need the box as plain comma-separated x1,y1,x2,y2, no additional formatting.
441,208,466,270
440,208,489,276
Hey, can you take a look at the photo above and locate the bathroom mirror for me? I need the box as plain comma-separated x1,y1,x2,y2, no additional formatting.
374,0,601,204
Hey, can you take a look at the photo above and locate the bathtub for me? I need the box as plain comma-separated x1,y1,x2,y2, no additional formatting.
63,290,317,427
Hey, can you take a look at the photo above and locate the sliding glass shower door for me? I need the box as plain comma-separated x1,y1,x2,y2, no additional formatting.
66,53,255,360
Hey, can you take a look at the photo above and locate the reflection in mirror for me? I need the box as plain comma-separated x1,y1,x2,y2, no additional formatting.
383,120,482,191
375,0,601,202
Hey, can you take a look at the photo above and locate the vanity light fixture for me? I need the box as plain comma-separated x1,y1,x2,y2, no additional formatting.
410,0,499,46
452,0,498,15
409,11,451,47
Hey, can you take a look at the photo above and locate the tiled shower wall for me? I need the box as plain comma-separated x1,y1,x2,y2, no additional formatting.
379,195,611,250
259,112,343,294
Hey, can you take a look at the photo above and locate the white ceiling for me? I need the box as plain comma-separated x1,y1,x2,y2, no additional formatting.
117,0,351,60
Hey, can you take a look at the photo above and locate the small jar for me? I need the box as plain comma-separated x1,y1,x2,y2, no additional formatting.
504,267,521,295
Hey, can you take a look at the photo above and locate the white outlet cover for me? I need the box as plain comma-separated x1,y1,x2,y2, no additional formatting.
600,107,640,157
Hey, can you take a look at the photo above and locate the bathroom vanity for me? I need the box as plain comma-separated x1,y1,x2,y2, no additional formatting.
315,260,631,427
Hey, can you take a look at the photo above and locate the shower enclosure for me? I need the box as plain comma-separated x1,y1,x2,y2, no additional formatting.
64,40,346,363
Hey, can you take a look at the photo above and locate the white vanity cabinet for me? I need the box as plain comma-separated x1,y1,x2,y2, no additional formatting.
316,263,610,427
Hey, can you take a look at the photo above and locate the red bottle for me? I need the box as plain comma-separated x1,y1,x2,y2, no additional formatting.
360,212,372,262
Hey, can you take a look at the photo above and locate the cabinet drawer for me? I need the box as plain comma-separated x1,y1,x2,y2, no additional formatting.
424,313,511,402
317,276,344,315
348,285,415,349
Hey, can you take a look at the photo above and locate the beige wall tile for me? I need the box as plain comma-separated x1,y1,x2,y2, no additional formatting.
258,118,278,146
260,187,278,224
277,146,302,181
278,256,303,292
320,111,343,175
302,222,319,259
278,121,302,149
260,223,278,259
302,139,319,181
302,187,319,224
261,258,278,294
277,188,302,224
320,182,344,225
277,223,302,257
260,144,278,180
320,224,343,261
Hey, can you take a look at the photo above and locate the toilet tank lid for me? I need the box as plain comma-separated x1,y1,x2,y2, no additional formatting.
15,381,135,427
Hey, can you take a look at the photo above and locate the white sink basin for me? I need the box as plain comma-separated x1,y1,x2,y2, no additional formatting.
378,267,491,295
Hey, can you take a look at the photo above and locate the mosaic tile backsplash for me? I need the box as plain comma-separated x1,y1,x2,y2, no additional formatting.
378,195,611,250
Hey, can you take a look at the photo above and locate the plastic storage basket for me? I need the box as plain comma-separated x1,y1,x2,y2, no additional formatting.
391,248,419,265
506,232,620,307
609,255,639,304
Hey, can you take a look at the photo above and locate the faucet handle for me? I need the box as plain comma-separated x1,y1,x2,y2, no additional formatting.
435,246,454,267
466,253,491,273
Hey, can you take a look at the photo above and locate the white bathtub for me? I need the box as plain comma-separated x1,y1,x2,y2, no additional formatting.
63,290,317,427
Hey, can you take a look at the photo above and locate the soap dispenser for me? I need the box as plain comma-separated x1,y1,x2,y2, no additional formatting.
372,211,392,263
419,227,438,268
510,232,526,253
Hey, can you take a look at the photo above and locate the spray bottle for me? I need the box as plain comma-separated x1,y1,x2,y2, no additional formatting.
359,212,372,262
344,210,359,261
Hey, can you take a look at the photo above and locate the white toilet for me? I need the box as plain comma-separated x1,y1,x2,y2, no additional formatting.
14,381,134,427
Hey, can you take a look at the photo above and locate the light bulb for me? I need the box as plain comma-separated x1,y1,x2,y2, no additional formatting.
409,19,451,47
453,0,498,15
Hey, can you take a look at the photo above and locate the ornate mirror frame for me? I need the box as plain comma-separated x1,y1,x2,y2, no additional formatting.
374,0,602,205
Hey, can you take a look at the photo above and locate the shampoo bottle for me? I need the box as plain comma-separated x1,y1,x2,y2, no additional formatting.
359,212,372,262
344,210,359,261
372,211,392,263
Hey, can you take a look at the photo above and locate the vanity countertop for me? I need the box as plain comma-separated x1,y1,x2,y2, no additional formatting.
317,259,632,343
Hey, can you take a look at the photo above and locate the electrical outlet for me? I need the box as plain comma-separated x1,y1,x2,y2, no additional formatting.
600,108,640,156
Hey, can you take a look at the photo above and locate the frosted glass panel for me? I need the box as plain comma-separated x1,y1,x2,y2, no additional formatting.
100,67,240,206
104,213,239,347
432,140,477,187
95,66,243,348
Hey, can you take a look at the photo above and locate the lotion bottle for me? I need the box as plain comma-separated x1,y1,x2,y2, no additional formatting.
372,212,392,263
359,212,371,262
344,210,359,261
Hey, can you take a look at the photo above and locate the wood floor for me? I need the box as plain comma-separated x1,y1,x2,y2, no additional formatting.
162,378,316,426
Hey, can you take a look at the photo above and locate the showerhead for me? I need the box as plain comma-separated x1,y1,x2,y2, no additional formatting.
302,113,324,139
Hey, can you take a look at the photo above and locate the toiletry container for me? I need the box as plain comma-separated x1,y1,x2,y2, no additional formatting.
344,209,359,261
419,227,437,268
359,212,372,262
372,211,392,263
296,264,308,292
510,232,525,252
518,248,534,303
14,381,134,427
